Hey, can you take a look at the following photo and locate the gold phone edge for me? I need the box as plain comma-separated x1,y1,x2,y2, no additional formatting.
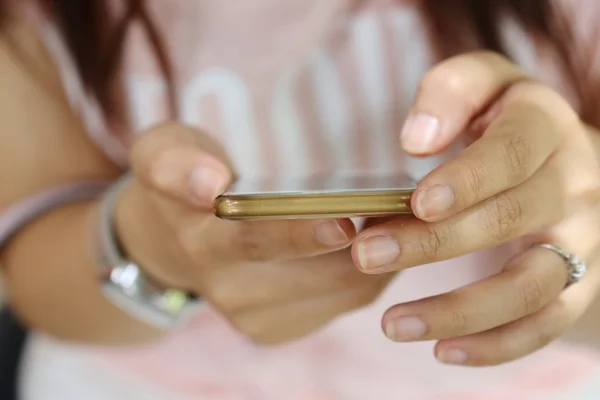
213,190,414,220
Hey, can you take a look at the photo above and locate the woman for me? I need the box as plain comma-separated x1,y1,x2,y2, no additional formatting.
1,0,600,398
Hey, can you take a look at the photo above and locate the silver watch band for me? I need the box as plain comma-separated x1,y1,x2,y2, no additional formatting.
96,173,201,329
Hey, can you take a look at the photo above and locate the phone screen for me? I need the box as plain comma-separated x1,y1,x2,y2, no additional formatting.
223,172,418,196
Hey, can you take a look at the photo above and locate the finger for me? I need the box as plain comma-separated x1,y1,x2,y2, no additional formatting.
229,281,386,345
401,51,527,155
185,217,357,266
131,123,232,209
204,250,394,313
434,266,600,367
412,83,575,222
381,246,568,343
353,160,572,273
433,209,600,367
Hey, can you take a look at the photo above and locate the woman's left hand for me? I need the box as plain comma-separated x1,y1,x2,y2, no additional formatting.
351,52,600,366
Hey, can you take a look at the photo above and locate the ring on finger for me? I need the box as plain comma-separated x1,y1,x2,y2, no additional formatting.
534,243,587,288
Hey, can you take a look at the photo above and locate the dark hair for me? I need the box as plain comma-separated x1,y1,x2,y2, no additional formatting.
3,0,598,126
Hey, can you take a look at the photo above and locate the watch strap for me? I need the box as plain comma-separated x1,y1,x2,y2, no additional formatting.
96,173,201,329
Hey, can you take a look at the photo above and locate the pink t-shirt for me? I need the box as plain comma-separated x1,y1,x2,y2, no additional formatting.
8,1,600,399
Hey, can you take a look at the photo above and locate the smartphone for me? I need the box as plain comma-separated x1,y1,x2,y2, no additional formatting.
213,172,417,220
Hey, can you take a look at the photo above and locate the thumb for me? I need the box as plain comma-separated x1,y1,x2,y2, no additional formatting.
130,122,233,210
399,52,525,157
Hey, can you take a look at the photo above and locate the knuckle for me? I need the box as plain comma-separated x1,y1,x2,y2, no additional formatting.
483,192,523,241
515,275,546,315
460,160,488,199
418,224,450,262
450,309,468,332
501,134,531,181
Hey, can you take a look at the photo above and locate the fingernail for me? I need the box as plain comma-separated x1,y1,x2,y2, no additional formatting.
357,236,399,270
385,316,427,341
315,220,350,247
189,166,228,204
437,349,468,365
414,185,455,219
400,113,440,154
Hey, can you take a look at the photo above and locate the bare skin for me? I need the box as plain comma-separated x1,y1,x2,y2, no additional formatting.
0,14,391,346
1,13,600,366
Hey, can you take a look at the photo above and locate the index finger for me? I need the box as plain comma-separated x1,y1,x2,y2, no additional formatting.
188,217,357,266
412,83,575,222
131,123,233,210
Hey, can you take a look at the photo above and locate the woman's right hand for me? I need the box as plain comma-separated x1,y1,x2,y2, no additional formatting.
115,123,391,344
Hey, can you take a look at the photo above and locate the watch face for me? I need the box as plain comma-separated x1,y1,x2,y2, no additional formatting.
95,174,202,328
162,290,193,314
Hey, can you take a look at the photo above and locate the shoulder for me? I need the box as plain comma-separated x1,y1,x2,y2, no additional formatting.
0,7,120,206
0,2,64,102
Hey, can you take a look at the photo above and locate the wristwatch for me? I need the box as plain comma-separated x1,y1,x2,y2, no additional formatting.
95,173,201,329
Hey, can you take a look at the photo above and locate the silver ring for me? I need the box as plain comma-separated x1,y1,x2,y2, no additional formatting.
535,244,587,287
